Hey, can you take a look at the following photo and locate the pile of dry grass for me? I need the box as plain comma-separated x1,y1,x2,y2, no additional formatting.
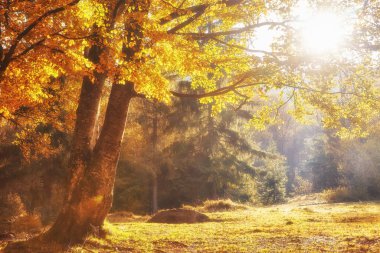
148,208,209,224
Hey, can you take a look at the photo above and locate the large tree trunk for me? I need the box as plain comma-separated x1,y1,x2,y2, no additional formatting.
66,46,106,201
47,0,150,245
45,83,135,245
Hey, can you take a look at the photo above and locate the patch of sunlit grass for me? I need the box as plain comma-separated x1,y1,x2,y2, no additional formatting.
66,201,380,252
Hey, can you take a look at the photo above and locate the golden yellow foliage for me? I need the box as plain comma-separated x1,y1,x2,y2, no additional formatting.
1,0,379,156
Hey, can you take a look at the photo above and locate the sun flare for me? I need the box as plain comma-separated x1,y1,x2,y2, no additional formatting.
299,10,352,54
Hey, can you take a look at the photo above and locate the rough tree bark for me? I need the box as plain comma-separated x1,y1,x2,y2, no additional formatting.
45,82,136,245
66,43,106,201
46,0,150,246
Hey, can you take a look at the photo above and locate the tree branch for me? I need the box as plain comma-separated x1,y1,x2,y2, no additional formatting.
173,21,292,39
159,0,184,10
280,83,380,101
233,90,249,111
170,79,379,101
0,0,81,73
10,38,46,60
0,113,25,130
171,76,257,98
110,0,126,29
160,0,243,25
167,5,206,33
275,88,295,117
54,32,97,40
211,37,286,63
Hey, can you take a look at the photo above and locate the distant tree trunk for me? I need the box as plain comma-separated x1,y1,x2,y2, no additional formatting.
45,83,135,245
152,108,158,213
152,173,158,213
212,183,218,200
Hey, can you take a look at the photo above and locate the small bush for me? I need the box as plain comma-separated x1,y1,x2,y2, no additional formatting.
294,176,313,195
322,187,365,203
199,199,248,212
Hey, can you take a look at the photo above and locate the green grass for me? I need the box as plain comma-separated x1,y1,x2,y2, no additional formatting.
68,201,380,253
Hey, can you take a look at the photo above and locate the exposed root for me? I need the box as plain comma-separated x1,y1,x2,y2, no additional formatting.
3,235,67,253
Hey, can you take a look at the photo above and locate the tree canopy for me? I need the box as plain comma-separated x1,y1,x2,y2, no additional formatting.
1,0,378,147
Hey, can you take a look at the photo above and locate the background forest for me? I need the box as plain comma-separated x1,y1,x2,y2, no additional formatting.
2,81,380,223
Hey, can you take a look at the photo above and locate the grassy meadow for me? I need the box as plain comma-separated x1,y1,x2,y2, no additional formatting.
63,199,380,253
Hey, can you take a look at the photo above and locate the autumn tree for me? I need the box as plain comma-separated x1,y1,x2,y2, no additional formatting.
1,0,380,251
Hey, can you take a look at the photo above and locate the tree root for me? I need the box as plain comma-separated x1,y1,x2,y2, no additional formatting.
3,235,67,253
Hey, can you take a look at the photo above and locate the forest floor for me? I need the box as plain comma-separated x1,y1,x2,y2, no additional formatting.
71,198,380,253
2,197,380,252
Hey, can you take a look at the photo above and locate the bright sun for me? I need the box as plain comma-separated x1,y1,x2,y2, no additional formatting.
249,3,355,57
296,2,353,54
299,10,352,54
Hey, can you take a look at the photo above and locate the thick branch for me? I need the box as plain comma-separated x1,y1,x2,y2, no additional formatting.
110,0,126,29
174,21,292,39
160,0,243,25
167,5,206,33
